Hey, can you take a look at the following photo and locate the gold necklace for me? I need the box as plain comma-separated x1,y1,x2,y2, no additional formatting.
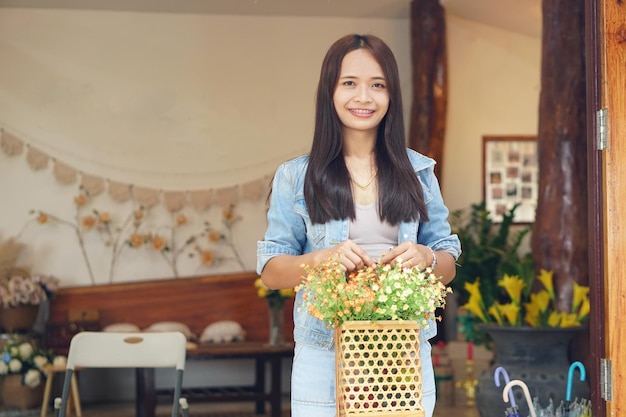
351,170,378,190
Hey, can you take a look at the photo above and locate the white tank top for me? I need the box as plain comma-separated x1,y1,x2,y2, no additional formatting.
349,203,399,260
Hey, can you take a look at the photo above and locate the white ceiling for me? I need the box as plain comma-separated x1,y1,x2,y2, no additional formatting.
0,0,542,38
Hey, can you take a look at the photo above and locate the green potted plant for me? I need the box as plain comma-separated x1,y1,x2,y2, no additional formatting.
449,201,534,345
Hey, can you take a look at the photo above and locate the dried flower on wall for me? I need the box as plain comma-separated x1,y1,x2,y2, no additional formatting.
21,187,246,284
132,204,246,277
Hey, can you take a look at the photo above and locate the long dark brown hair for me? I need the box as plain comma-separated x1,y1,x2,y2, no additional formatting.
304,34,428,225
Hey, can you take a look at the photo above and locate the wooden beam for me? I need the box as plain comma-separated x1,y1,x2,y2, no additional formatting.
408,0,448,184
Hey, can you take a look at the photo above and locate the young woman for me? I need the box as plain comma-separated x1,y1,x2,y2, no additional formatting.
257,34,461,417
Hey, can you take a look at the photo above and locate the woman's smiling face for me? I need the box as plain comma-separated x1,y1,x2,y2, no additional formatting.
333,48,390,136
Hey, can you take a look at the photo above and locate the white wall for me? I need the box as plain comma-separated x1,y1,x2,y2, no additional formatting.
443,14,540,211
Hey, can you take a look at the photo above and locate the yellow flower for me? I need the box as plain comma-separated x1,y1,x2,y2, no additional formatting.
464,280,483,300
487,304,504,325
577,298,590,321
522,290,551,326
528,290,551,313
498,302,521,326
547,311,562,327
572,282,590,313
537,269,555,299
498,274,525,304
257,286,269,298
523,304,540,327
461,294,488,323
560,313,582,328
462,268,590,333
279,288,295,298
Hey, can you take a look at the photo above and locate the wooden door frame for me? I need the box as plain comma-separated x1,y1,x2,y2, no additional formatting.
584,0,605,415
587,0,626,415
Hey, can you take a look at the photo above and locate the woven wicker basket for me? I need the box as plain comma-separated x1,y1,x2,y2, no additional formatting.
335,320,425,417
1,374,45,409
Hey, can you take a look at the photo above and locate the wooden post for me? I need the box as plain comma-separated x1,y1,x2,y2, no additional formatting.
531,0,588,310
408,0,448,183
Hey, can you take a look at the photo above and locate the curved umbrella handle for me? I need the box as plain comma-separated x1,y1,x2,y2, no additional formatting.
502,380,537,417
566,361,586,401
494,367,516,408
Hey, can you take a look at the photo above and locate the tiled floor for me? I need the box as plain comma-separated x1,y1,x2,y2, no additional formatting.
435,404,480,417
72,400,480,417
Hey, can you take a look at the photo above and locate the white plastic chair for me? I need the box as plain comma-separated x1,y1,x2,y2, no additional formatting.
54,331,189,417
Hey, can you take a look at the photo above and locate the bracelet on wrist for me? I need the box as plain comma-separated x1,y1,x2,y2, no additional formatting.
429,248,437,271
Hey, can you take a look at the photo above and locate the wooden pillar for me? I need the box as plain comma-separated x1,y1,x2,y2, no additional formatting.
408,0,448,183
531,0,587,310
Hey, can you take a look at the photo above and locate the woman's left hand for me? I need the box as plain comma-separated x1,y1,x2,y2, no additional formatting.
380,242,432,270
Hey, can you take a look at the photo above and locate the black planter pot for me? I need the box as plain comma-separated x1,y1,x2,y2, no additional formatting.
475,325,589,417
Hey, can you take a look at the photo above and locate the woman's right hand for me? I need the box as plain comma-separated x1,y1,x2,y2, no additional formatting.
326,239,375,272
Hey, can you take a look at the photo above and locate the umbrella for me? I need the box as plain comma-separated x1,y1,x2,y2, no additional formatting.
495,366,522,416
533,397,556,417
495,367,517,409
566,362,586,403
551,362,590,417
502,380,538,417
555,399,592,417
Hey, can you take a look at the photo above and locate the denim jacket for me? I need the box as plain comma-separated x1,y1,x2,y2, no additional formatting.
257,149,461,350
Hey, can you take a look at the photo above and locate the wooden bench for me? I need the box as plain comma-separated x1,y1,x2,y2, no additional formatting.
45,272,295,417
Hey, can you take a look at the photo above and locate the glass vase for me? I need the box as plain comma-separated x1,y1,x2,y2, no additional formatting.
267,302,286,346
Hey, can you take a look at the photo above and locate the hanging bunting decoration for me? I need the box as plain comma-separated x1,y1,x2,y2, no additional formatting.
163,190,187,213
81,173,106,197
1,125,275,210
0,130,24,156
241,177,269,201
108,180,132,203
133,186,160,209
53,160,78,185
215,185,239,207
26,145,50,171
189,189,213,212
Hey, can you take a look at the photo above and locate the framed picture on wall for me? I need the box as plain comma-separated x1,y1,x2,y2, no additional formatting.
482,135,538,224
